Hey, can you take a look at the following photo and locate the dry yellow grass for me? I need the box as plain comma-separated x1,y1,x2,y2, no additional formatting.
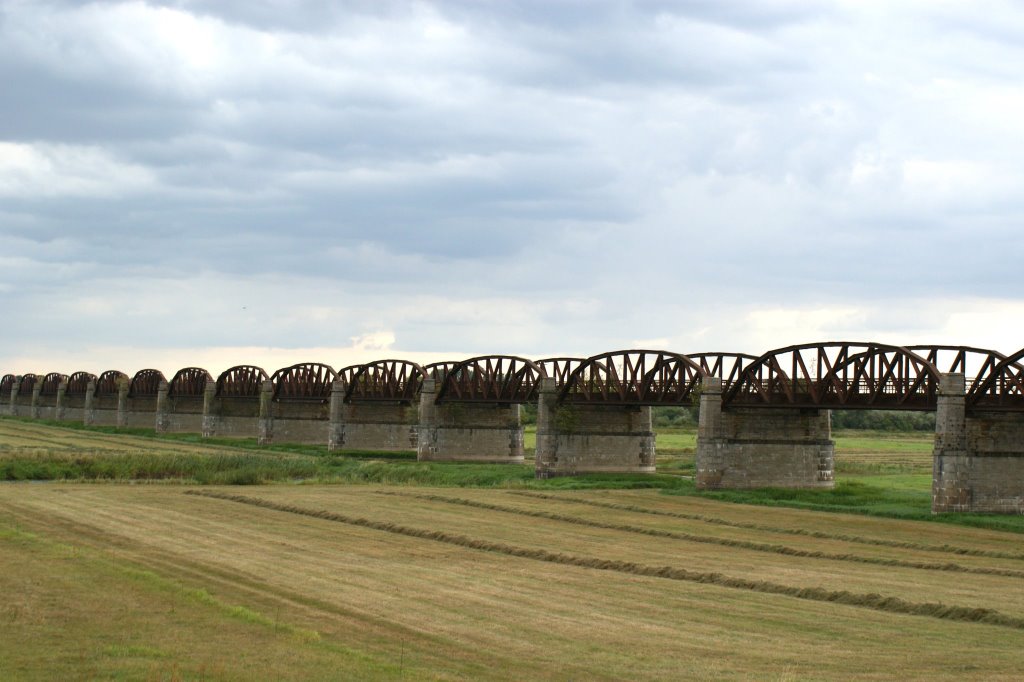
2,482,1024,680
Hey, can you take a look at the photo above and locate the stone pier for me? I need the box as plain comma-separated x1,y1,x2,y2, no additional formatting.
695,377,834,490
328,380,419,452
261,389,329,445
933,373,1024,513
156,380,210,434
62,386,87,422
417,379,524,462
123,385,160,429
86,379,127,427
11,376,35,418
535,378,655,477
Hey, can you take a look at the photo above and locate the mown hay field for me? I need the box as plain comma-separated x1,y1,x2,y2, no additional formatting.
1,420,1022,680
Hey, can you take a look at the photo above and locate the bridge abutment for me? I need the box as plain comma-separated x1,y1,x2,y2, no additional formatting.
933,373,1024,514
535,378,655,477
417,379,524,462
695,377,834,490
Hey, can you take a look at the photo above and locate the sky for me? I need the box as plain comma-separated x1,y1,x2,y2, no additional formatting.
2,0,1024,377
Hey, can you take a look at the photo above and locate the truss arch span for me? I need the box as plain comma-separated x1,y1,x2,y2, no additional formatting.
16,374,38,396
536,358,587,388
1,374,16,396
346,359,425,403
968,346,1024,411
169,367,212,397
436,355,543,404
723,342,940,410
424,361,458,384
67,372,96,394
271,363,336,402
685,353,759,391
216,365,268,398
40,372,68,395
130,369,166,397
96,371,127,396
559,350,705,405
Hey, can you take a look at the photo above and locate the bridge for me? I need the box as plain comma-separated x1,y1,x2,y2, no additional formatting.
4,341,1024,514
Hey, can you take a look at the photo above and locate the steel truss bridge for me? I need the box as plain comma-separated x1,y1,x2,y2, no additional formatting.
5,343,1024,412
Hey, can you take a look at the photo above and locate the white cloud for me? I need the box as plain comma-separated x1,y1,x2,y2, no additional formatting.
0,142,155,197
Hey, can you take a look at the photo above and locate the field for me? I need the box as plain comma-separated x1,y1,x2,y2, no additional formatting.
2,418,1024,680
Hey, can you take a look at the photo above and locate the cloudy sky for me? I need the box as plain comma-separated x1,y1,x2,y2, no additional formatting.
2,0,1023,376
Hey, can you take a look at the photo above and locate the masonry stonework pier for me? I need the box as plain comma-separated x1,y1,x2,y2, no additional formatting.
535,377,655,477
416,378,525,463
933,372,1024,513
695,376,835,490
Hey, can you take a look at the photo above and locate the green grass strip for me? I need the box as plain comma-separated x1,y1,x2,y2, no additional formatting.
186,490,1024,631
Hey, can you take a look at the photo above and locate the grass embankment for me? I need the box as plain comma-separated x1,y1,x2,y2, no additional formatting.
5,484,1024,680
4,418,1020,532
0,418,684,490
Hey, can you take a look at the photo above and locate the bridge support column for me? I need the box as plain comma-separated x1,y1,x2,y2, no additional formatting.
29,380,43,419
154,380,170,433
330,396,419,453
535,378,655,478
257,380,274,445
5,380,15,416
933,372,1024,514
201,379,218,438
932,373,969,512
695,377,834,490
417,379,524,463
328,380,346,451
54,381,67,421
115,379,129,428
83,381,97,425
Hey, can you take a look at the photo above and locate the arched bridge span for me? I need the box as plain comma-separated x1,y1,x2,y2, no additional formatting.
723,342,941,410
559,350,704,406
435,356,543,403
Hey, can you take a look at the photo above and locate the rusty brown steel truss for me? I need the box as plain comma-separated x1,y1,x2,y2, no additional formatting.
9,343,1024,412
424,361,458,384
216,365,269,398
96,370,127,395
968,346,1024,411
346,360,425,403
436,356,543,403
40,372,68,395
536,358,586,387
336,364,363,388
130,369,166,397
272,363,336,402
16,374,37,396
906,345,1011,397
169,367,212,397
67,372,96,394
724,342,940,410
560,350,704,405
686,352,759,390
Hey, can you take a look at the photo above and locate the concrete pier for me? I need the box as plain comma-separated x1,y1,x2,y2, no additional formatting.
695,377,835,490
535,378,655,477
417,379,525,462
328,380,419,452
933,373,1024,513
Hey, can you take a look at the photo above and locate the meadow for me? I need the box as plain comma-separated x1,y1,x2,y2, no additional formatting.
2,417,1023,680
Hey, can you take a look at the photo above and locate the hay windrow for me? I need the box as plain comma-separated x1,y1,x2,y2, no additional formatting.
186,490,1024,631
380,491,1024,579
510,491,1024,561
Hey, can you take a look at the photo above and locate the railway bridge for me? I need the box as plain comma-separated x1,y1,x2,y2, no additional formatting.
4,341,1024,514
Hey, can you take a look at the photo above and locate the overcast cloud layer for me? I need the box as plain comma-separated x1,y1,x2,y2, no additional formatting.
2,0,1024,375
